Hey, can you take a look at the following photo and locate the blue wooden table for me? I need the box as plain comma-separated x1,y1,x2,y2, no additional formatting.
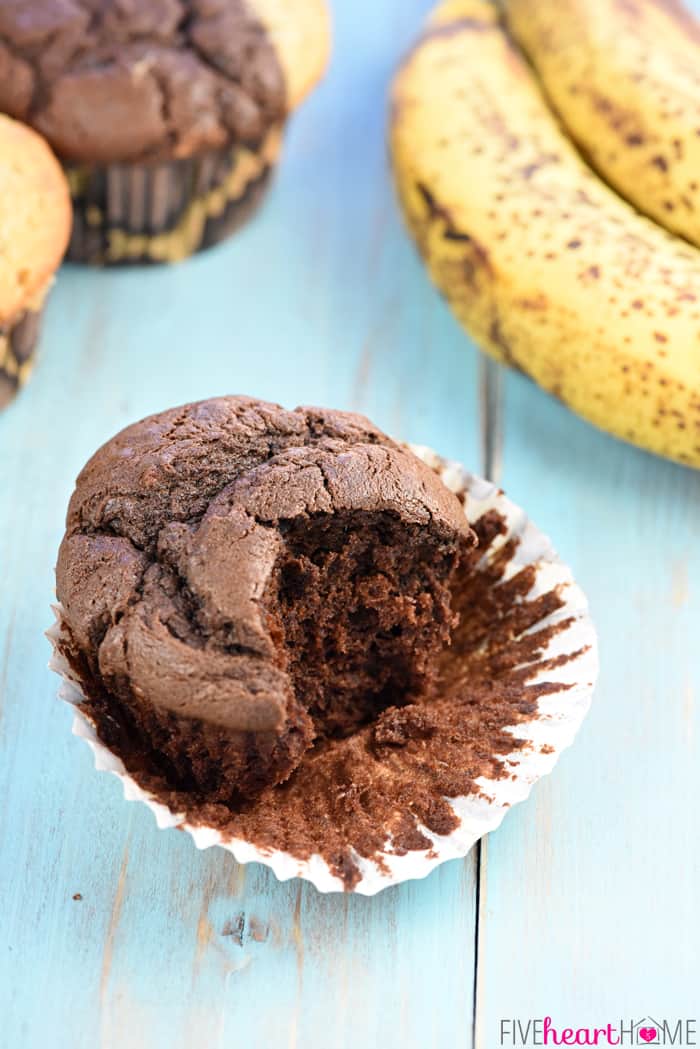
1,2,699,1045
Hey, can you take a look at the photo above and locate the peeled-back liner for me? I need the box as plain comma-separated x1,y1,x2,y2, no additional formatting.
48,447,598,895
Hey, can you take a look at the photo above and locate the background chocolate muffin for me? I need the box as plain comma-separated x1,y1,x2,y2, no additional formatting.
0,0,330,264
55,396,475,806
0,113,70,408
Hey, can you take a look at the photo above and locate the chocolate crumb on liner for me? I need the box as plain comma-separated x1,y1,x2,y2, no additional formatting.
65,128,282,266
49,449,598,894
0,286,50,411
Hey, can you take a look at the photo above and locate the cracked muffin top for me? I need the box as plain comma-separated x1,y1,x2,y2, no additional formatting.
0,0,330,165
55,396,474,803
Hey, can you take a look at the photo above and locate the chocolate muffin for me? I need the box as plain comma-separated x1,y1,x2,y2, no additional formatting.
55,396,475,805
0,113,71,409
0,0,330,264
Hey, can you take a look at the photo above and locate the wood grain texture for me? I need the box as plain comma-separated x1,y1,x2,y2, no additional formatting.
0,0,698,1046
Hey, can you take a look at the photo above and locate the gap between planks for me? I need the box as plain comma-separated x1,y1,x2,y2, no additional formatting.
473,353,504,1049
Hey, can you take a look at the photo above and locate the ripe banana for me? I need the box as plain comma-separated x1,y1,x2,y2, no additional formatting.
390,0,700,467
505,0,700,248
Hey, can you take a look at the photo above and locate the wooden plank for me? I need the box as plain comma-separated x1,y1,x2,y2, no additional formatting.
475,373,700,1037
0,2,484,1046
476,0,700,1031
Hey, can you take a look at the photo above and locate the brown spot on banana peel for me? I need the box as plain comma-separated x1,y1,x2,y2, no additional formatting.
518,293,549,310
417,183,467,239
416,182,494,291
424,16,492,40
463,241,493,291
488,316,519,370
627,133,645,147
520,153,560,179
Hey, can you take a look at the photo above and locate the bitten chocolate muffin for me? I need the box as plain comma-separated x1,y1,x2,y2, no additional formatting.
0,113,71,409
0,1,330,264
56,396,475,804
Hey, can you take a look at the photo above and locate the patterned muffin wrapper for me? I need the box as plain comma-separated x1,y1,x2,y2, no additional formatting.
47,449,599,894
0,284,51,411
64,126,283,266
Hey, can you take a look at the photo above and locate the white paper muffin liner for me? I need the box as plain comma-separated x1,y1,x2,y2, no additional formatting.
48,447,598,895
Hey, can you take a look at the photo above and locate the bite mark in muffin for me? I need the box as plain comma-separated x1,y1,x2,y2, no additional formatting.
56,396,475,803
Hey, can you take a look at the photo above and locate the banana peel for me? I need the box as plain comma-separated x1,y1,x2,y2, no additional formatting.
390,0,700,467
505,0,700,248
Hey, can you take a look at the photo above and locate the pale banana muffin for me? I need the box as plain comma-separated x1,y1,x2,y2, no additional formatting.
0,113,71,408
